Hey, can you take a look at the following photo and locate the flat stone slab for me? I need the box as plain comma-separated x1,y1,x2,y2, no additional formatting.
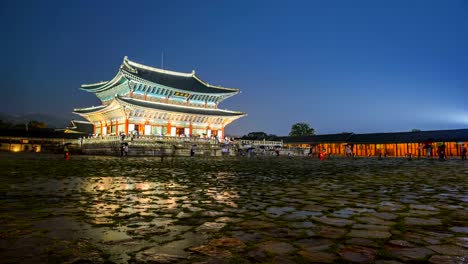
316,225,347,239
313,216,355,227
210,237,246,250
238,220,276,229
189,245,232,257
355,217,395,226
404,217,442,225
429,255,468,264
289,221,315,229
450,226,468,234
346,238,378,248
387,240,415,247
348,229,392,239
352,224,390,231
451,237,468,248
369,212,398,220
266,206,296,217
427,245,468,256
283,210,322,220
338,245,377,264
196,222,226,232
298,250,338,263
295,238,333,252
260,241,296,255
135,250,186,264
409,204,439,211
386,246,434,261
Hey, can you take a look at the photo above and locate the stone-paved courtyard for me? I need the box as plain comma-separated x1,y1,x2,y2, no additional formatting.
0,153,467,263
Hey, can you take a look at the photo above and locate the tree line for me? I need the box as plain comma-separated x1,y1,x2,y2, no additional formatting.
0,120,48,129
240,122,315,140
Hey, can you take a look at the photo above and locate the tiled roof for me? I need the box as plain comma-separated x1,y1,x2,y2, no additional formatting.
282,129,468,144
279,133,353,144
67,120,94,135
348,129,468,144
123,57,239,94
73,105,106,114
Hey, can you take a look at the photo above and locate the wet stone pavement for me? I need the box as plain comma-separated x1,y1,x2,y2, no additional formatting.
0,152,467,263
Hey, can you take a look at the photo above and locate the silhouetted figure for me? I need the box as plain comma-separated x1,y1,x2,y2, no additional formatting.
407,153,413,161
63,145,69,160
437,144,446,161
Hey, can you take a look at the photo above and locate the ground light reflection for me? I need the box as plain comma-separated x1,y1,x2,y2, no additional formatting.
0,153,467,263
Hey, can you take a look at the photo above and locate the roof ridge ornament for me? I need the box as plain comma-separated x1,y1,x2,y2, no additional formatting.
122,56,138,74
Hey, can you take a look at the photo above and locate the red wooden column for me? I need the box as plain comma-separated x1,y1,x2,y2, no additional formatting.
125,119,129,135
93,124,96,135
100,121,103,135
167,122,171,136
189,123,193,136
115,120,119,135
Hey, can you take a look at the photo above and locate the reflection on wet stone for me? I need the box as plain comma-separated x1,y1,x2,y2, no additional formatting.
1,154,468,263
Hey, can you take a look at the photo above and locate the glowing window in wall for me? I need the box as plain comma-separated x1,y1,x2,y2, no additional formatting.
102,127,107,135
144,125,151,135
128,124,135,132
170,127,176,136
152,126,162,135
193,129,205,136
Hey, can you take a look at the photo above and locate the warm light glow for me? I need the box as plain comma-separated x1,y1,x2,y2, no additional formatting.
12,147,21,152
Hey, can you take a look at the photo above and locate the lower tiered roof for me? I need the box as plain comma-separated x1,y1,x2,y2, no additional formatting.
74,96,245,117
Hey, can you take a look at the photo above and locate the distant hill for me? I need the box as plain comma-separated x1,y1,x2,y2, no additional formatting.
0,112,85,128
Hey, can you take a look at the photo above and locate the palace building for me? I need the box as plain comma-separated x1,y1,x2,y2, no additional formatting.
74,57,246,140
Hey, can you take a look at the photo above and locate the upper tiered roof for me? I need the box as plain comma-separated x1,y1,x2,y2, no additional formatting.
81,57,239,95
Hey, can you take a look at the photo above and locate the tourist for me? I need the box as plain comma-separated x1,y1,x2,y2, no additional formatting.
426,145,432,158
190,145,195,157
462,144,467,161
345,145,352,157
120,144,124,157
407,153,413,161
319,148,326,160
63,145,70,160
437,143,446,161
124,144,129,156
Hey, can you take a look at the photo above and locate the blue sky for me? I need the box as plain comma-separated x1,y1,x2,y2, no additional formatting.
1,0,467,135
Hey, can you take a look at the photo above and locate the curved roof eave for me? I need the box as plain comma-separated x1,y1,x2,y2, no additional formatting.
116,96,246,117
124,56,240,94
73,104,108,114
80,71,126,92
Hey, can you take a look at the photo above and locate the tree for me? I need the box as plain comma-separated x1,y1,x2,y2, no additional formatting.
28,120,47,129
289,122,315,137
0,120,12,129
241,132,278,141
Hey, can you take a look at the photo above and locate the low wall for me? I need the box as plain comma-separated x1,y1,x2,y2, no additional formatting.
82,139,226,157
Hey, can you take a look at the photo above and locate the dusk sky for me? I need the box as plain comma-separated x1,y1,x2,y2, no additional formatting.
1,0,467,136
